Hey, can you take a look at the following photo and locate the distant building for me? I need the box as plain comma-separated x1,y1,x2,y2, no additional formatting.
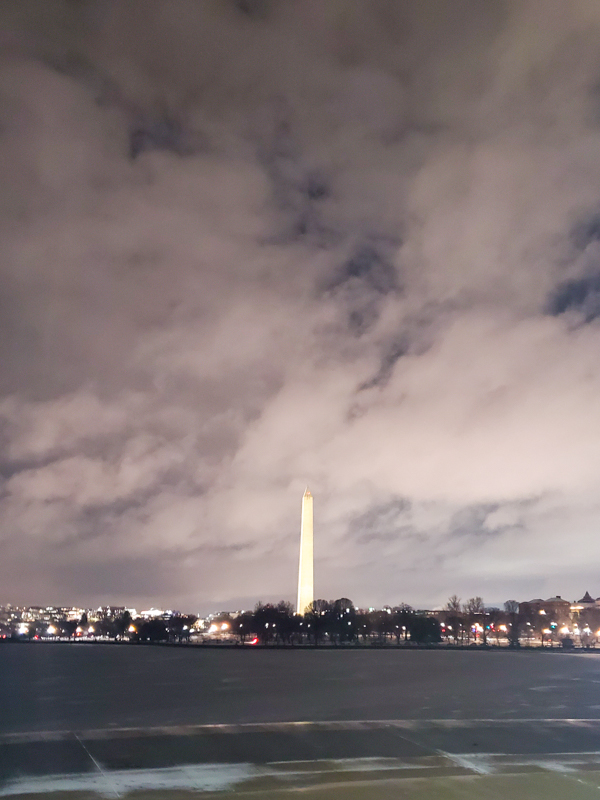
519,596,572,626
571,592,596,612
140,608,166,619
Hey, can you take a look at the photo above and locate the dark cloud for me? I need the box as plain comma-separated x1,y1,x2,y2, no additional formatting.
348,498,410,544
571,214,600,250
359,338,408,390
331,240,400,296
327,238,401,335
129,116,197,160
234,0,271,21
258,112,334,246
548,274,600,320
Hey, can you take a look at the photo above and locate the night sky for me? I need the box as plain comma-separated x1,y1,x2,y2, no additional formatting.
2,1,600,613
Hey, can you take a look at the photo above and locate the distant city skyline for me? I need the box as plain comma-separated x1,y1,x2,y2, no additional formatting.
4,590,600,649
5,588,600,622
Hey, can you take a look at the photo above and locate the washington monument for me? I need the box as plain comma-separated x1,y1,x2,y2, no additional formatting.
296,488,314,614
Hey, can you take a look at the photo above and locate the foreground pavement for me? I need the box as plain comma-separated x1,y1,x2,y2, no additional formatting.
4,647,600,796
3,645,600,733
3,719,600,797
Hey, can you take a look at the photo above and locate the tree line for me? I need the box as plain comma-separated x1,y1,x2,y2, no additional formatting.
18,601,442,645
442,595,519,646
222,599,442,645
441,595,595,647
19,611,198,643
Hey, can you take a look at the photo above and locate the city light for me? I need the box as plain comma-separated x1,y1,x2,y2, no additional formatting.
2,595,600,649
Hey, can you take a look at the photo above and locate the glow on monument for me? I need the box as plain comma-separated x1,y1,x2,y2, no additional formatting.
296,488,314,614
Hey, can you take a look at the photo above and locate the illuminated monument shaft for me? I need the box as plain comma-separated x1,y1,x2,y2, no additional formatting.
296,488,314,614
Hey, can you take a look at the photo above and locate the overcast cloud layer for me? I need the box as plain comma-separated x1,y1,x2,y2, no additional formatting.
2,0,600,612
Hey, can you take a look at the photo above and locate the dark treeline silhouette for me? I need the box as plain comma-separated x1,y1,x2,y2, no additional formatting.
130,614,198,643
21,612,199,643
19,611,136,641
440,596,597,649
228,599,442,645
443,595,519,646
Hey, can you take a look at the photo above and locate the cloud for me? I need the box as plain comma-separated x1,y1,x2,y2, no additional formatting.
2,0,600,612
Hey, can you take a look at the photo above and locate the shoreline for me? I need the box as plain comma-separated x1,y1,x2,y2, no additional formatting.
1,638,596,653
